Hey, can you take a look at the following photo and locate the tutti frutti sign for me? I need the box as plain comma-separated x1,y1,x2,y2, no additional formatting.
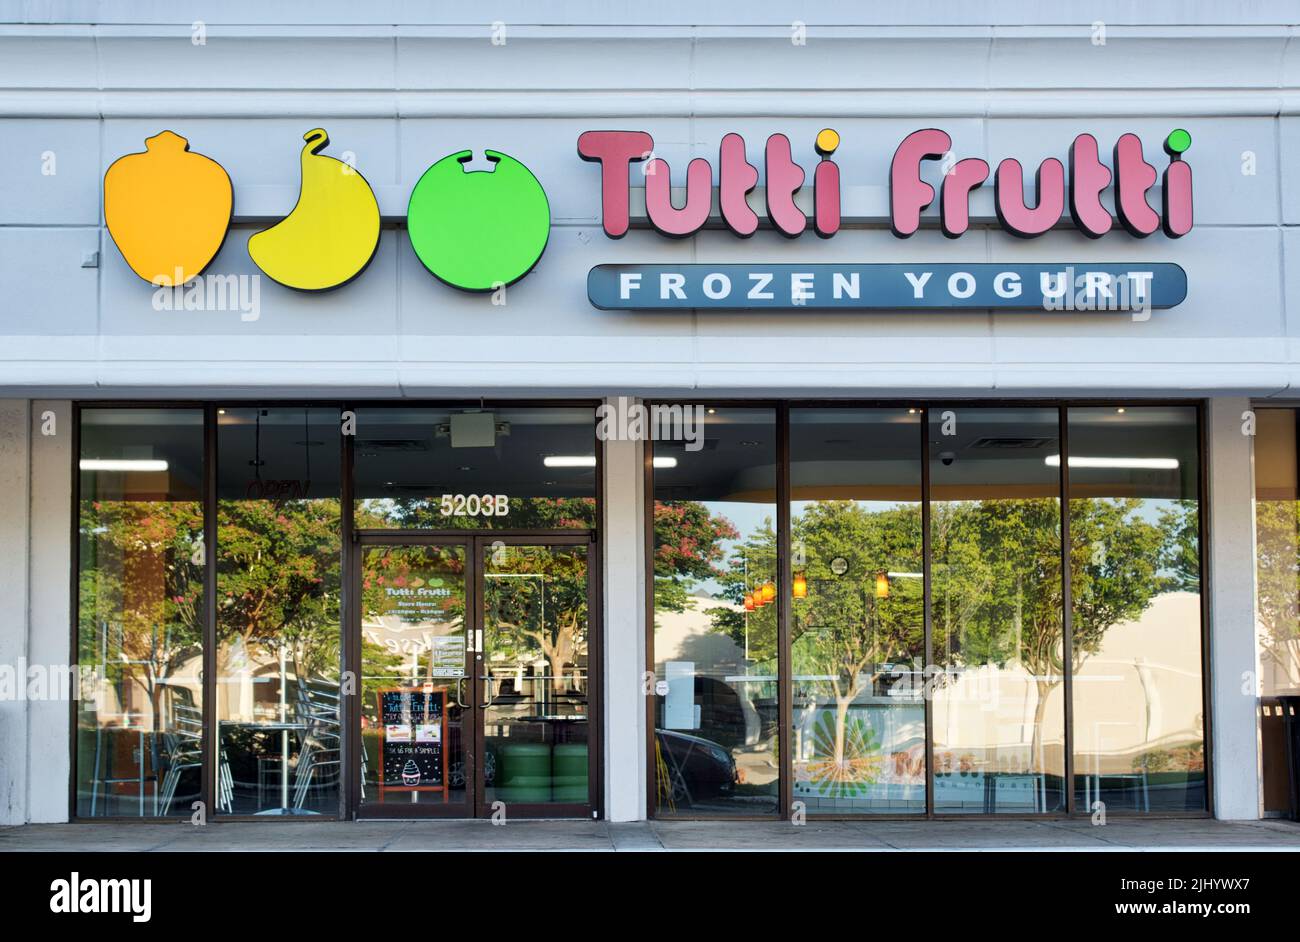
102,125,1191,310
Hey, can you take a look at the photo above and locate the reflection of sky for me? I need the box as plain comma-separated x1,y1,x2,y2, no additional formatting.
693,501,774,597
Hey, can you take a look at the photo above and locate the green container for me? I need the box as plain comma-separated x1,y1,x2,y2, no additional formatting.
552,743,588,802
497,743,552,803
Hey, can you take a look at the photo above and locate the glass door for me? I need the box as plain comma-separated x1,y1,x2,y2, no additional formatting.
479,540,594,814
358,542,473,816
355,536,596,818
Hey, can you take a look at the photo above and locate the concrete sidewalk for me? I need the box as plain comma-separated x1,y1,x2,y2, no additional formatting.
2,817,1299,852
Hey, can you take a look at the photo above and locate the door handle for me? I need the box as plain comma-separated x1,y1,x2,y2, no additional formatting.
454,676,470,709
478,676,494,709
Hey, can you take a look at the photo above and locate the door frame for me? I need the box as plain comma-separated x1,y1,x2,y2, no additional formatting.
348,530,601,820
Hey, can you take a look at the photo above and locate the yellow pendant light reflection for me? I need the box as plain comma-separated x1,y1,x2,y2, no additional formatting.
793,572,807,598
761,581,776,604
874,570,890,599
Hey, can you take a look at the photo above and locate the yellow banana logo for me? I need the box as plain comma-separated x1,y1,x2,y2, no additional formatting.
248,128,381,291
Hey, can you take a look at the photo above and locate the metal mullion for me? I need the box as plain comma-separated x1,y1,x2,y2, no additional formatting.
202,404,218,820
471,536,485,818
1197,401,1214,815
921,407,934,818
1060,405,1075,815
643,426,658,820
340,403,356,820
68,404,81,820
777,402,792,820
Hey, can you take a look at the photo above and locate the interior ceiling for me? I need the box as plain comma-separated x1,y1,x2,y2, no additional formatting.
78,406,1201,504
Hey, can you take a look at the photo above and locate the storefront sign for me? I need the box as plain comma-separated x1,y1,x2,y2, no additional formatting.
577,127,1193,241
588,263,1186,311
104,125,1192,301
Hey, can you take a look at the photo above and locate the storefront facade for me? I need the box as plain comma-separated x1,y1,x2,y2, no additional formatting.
1,1,1297,825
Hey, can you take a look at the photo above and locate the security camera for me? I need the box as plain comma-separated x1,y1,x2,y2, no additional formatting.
939,451,956,466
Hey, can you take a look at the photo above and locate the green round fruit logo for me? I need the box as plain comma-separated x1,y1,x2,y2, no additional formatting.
406,150,550,291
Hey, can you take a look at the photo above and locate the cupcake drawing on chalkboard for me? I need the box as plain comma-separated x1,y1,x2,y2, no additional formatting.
401,759,422,787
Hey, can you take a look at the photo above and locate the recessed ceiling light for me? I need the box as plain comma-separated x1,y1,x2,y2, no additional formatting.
1045,455,1177,470
544,455,596,468
79,459,169,472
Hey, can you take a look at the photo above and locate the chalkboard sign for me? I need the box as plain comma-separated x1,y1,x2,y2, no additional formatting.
377,687,447,796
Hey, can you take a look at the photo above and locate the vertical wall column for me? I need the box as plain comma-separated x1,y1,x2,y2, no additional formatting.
1206,397,1261,819
0,400,72,825
601,404,647,821
29,400,72,822
0,400,32,824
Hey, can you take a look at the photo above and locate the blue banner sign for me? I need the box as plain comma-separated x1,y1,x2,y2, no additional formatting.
587,263,1186,311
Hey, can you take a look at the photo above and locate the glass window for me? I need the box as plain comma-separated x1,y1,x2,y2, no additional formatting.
216,407,343,815
1255,409,1300,696
1068,406,1205,812
353,406,597,529
789,408,925,814
652,407,779,815
1254,408,1300,814
77,408,205,817
483,543,591,807
929,408,1065,813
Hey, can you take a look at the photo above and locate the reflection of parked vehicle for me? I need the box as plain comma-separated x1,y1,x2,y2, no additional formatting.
655,729,737,807
694,677,748,749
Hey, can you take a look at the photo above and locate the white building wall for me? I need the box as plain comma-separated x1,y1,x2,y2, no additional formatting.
0,400,32,823
0,7,1298,399
1208,398,1264,819
0,400,72,824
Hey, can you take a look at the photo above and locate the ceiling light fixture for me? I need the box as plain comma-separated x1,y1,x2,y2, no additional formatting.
79,459,169,472
1045,455,1178,470
543,455,596,468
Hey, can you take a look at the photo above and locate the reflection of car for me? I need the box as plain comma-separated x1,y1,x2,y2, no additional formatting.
685,676,779,749
655,729,737,807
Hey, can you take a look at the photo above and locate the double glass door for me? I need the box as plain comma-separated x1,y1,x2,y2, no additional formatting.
354,535,595,818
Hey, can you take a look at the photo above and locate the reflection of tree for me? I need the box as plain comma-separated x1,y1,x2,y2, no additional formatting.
789,501,922,773
357,496,597,531
360,544,464,704
652,501,738,616
485,547,588,695
651,493,1190,776
936,497,1169,767
79,499,203,730
707,516,778,668
217,499,341,684
1254,499,1300,687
